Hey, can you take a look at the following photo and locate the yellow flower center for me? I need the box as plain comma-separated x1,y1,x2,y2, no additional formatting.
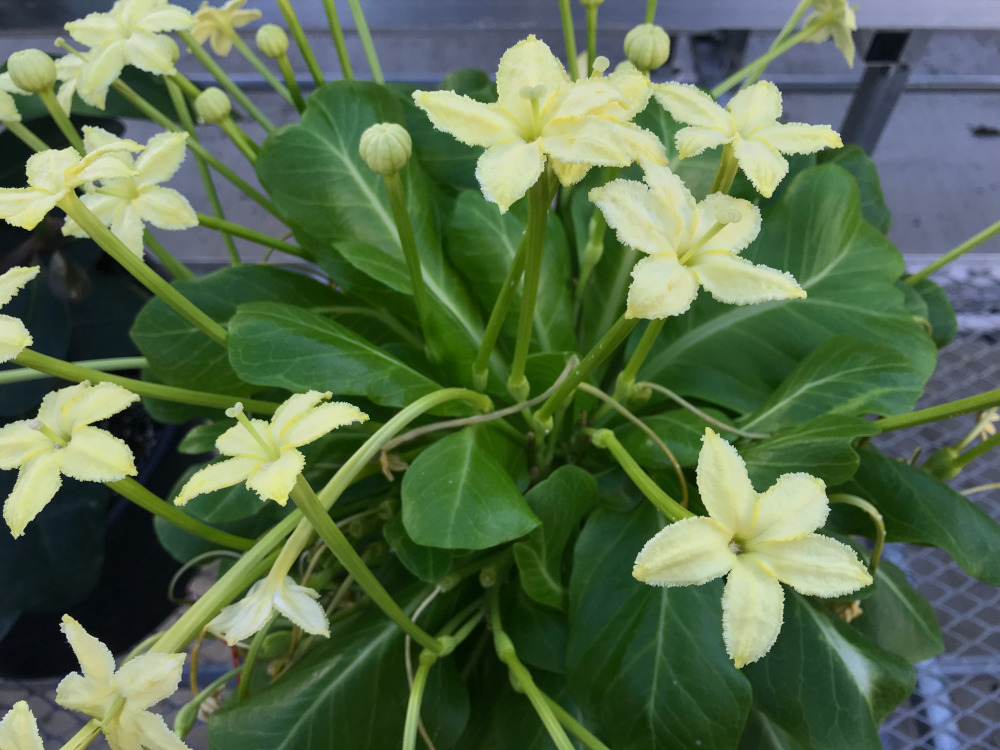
518,84,548,141
31,419,68,447
226,403,280,461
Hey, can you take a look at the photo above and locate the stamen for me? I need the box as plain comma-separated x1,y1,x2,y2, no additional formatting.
591,56,610,77
227,403,279,460
31,419,68,447
729,541,742,555
679,216,738,264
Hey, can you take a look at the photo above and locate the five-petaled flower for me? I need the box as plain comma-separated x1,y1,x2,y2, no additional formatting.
0,266,40,364
803,0,858,68
589,162,804,319
0,381,139,538
174,391,368,506
191,0,263,57
62,126,198,257
209,574,328,646
0,140,142,231
56,615,190,750
0,701,44,750
413,35,666,213
633,428,872,668
653,80,842,197
65,0,196,107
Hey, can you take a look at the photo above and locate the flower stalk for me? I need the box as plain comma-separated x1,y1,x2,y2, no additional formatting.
383,172,431,332
144,230,196,280
320,0,354,79
277,0,325,86
472,234,527,391
229,32,294,106
346,0,384,83
875,387,1000,433
35,87,84,153
829,493,885,573
558,0,580,79
906,217,1000,285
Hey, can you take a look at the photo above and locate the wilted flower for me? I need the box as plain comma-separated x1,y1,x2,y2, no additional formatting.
803,0,858,68
191,0,262,57
209,574,328,646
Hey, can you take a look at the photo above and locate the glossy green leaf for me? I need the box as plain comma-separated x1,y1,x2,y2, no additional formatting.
817,146,892,234
383,514,454,582
642,166,936,415
742,415,878,488
402,425,538,549
228,301,443,408
740,336,927,433
740,594,914,750
616,407,734,469
513,465,598,610
837,450,1000,585
567,504,752,749
505,587,570,675
911,278,957,348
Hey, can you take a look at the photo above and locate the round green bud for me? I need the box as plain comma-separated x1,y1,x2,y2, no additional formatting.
624,23,672,72
194,87,232,124
7,49,57,93
256,24,289,58
358,122,412,176
923,447,963,481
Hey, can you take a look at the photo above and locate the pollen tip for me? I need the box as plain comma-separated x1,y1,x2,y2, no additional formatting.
721,208,742,224
592,55,610,75
27,418,42,431
225,402,245,418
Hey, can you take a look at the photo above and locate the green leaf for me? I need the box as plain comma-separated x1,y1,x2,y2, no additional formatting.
837,450,1000,585
130,265,337,397
505,587,570,675
742,415,878,488
567,504,752,749
177,421,228,455
818,146,892,234
616,407,734,469
851,560,943,664
383,514,454,582
402,425,539,549
228,301,443,408
740,336,927,433
643,166,937,415
740,594,914,750
911,278,957,348
513,466,598,610
446,190,575,353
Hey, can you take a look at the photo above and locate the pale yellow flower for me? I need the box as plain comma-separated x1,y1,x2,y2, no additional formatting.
175,392,368,506
0,381,138,538
976,408,999,442
589,162,804,318
0,141,142,231
413,35,666,213
191,0,263,57
0,702,43,750
65,0,196,106
62,127,197,257
209,574,328,646
53,53,92,113
0,266,40,364
804,0,858,68
56,615,189,750
633,428,872,668
0,72,27,123
653,80,842,197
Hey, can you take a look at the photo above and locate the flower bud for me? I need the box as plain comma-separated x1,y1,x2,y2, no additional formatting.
256,24,289,58
194,86,232,124
6,49,57,93
923,447,963,481
358,122,412,176
624,23,671,72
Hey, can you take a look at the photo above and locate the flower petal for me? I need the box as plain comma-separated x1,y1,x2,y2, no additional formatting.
749,473,830,543
0,90,19,124
4,451,61,538
245,448,305,505
732,137,788,198
749,534,872,597
544,79,625,121
124,30,178,75
728,81,783,133
752,122,843,155
60,426,137,483
696,428,756,536
633,516,736,586
692,194,761,255
0,701,44,750
134,186,197,231
626,253,699,319
138,6,198,33
273,399,368,449
121,708,190,750
0,188,61,230
136,131,188,185
208,578,275,645
216,419,273,459
412,91,518,148
59,381,139,430
550,158,590,187
496,35,569,125
690,250,806,305
66,12,122,48
174,456,260,505
0,421,52,470
0,265,38,307
641,163,696,245
109,203,146,258
81,125,122,155
113,652,184,710
589,178,675,256
675,125,730,159
653,83,730,131
721,555,784,668
273,577,329,636
475,139,545,214
60,615,117,686
79,43,126,105
541,116,650,168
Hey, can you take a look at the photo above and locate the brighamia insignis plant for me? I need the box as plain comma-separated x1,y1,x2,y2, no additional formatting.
0,0,997,748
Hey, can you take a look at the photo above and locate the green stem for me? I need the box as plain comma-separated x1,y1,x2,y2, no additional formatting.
875,388,1000,433
219,117,259,162
644,0,657,23
237,616,275,700
956,430,1000,470
829,494,884,573
383,172,430,330
109,78,280,218
14,349,278,414
472,234,527,391
534,314,638,430
613,318,664,400
195,213,304,257
711,21,824,98
37,87,84,153
109,477,254,551
290,476,442,653
558,0,580,79
507,179,551,402
173,667,240,739
489,588,574,750
637,381,771,439
277,0,325,86
586,5,599,75
59,193,229,347
144,230,196,281
229,33,293,106
709,143,739,194
5,120,49,151
402,650,436,750
346,0,384,83
575,209,607,310
544,696,611,750
590,428,692,520
742,0,812,88
321,0,354,79
178,31,276,133
276,54,307,111
58,719,101,750
165,77,241,265
0,355,145,384
907,218,1000,285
